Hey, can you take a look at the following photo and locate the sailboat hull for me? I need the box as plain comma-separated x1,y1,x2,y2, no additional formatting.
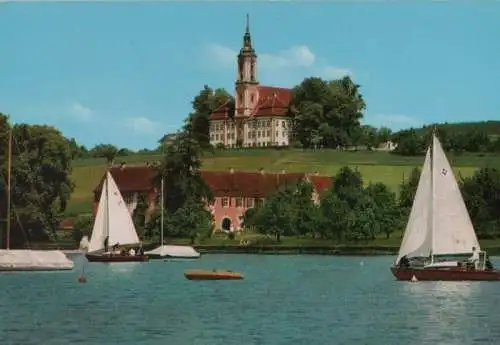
85,253,149,263
391,266,500,281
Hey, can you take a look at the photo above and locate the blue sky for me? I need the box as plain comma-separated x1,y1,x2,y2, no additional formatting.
1,3,499,150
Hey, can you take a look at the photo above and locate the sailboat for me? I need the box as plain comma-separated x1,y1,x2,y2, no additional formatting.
145,176,201,260
0,128,74,271
85,171,149,263
391,131,500,281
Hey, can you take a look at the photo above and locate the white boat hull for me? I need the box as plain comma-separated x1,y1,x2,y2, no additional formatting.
0,249,75,272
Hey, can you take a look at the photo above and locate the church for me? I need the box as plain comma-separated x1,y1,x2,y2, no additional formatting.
209,16,293,148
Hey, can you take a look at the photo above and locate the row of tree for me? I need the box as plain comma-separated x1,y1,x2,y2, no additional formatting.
392,127,500,156
241,166,500,242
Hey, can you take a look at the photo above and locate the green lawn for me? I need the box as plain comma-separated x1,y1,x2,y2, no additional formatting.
66,149,498,216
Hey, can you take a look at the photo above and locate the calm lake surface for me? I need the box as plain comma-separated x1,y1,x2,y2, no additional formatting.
1,254,500,345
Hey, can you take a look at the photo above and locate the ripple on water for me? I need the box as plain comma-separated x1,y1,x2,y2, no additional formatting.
1,255,500,345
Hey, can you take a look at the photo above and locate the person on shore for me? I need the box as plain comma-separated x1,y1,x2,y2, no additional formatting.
468,246,480,270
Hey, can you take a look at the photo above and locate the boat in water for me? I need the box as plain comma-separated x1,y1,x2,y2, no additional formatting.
391,131,500,281
146,245,201,260
144,176,201,260
184,269,244,280
85,171,149,263
0,128,73,272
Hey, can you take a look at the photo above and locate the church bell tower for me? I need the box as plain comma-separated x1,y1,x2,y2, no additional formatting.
235,14,258,117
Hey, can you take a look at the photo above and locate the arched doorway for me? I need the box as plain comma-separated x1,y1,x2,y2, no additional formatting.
221,217,232,232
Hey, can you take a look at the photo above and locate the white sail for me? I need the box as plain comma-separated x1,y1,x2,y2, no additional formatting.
396,148,433,263
431,135,480,255
87,172,140,253
87,177,108,253
106,172,140,247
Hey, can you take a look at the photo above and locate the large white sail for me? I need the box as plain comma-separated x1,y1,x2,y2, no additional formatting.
431,135,480,255
87,176,108,252
106,172,140,247
87,172,140,253
396,148,433,263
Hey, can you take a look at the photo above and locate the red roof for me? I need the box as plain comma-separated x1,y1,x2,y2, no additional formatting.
94,164,157,194
201,170,304,198
309,175,332,194
93,165,331,199
210,85,291,120
210,100,232,121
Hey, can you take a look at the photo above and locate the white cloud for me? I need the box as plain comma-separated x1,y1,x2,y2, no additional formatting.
260,45,316,69
207,43,235,66
126,116,160,135
366,114,423,130
206,43,351,84
69,102,93,122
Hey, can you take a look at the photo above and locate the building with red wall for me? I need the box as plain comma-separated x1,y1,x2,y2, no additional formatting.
93,164,332,232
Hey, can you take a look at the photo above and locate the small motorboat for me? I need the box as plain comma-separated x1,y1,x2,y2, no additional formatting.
184,269,244,281
86,252,149,263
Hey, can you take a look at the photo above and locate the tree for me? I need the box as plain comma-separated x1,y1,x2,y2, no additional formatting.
460,167,500,238
89,144,119,164
152,129,214,241
132,193,149,239
376,127,392,146
72,214,92,245
289,76,366,149
183,85,234,148
463,129,490,153
398,167,421,211
318,192,350,240
360,125,378,150
289,181,320,237
247,185,296,241
392,129,425,156
365,182,401,238
0,115,74,247
331,166,364,208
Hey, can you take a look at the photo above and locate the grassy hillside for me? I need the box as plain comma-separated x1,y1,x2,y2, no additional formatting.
66,149,500,216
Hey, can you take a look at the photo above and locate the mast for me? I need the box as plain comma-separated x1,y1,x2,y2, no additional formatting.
105,170,110,242
160,176,164,246
6,128,12,250
429,127,436,263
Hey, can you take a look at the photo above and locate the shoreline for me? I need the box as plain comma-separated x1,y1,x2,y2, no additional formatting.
27,243,500,256
193,245,398,256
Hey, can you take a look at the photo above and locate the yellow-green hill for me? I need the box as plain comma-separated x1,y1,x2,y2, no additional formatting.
66,149,499,215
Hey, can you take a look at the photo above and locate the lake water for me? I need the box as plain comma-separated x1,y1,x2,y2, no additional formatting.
1,254,500,345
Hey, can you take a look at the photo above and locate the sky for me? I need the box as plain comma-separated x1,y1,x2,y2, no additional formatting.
1,2,499,150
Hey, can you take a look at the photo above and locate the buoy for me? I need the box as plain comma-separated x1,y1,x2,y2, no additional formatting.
411,275,418,282
78,264,87,283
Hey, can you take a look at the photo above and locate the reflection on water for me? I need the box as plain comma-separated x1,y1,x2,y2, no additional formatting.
400,281,484,345
1,255,500,345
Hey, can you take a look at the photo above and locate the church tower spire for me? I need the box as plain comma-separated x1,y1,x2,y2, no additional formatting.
237,13,257,85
